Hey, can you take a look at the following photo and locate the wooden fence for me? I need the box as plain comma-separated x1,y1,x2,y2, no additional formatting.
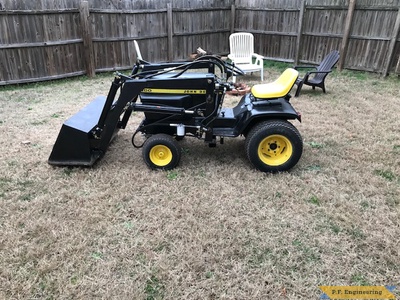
1,0,399,85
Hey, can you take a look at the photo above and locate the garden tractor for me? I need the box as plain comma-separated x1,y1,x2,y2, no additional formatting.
48,55,303,172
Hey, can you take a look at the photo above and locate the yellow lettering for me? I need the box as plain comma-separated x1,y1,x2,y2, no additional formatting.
141,88,206,94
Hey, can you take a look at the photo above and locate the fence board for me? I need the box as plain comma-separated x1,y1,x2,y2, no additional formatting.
1,0,400,85
384,8,400,76
297,3,348,65
234,0,400,75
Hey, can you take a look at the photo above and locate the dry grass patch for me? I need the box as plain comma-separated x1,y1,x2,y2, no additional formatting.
0,68,399,299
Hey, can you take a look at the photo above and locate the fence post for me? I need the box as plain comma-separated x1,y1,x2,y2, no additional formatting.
167,3,173,62
338,0,356,71
383,8,400,76
230,4,236,34
79,1,95,77
294,0,306,65
396,55,400,75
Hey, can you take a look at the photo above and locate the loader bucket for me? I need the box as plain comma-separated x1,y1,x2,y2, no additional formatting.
48,96,107,166
48,75,146,167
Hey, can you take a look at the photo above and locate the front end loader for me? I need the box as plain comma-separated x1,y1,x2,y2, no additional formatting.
49,56,303,172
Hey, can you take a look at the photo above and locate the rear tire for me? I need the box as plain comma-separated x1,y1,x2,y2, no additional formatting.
142,134,182,170
245,120,303,172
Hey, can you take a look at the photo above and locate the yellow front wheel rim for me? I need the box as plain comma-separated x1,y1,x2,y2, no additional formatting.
258,135,293,166
149,145,173,167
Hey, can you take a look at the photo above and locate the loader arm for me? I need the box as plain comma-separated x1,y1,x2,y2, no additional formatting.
95,78,148,152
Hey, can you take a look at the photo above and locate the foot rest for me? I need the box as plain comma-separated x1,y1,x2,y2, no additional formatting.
251,68,298,99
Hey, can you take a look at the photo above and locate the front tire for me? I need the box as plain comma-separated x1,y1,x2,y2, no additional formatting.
142,134,182,170
245,120,303,172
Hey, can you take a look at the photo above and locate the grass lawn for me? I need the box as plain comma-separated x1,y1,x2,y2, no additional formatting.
0,65,399,299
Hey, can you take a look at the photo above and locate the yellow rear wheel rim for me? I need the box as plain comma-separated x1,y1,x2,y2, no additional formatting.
149,145,173,167
258,134,293,166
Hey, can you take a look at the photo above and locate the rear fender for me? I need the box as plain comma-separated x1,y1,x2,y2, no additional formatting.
234,95,301,136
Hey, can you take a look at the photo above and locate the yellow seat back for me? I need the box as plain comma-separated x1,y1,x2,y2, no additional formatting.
251,68,298,99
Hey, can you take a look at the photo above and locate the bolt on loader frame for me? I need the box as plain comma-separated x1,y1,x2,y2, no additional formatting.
49,55,303,172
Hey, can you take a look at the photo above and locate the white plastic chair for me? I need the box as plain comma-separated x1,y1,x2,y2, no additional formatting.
228,32,264,82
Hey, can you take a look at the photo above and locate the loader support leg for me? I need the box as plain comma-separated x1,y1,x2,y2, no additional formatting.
98,77,121,129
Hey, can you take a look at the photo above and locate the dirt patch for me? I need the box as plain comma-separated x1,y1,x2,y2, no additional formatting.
0,68,399,299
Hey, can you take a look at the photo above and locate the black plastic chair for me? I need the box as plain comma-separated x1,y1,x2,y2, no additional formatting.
294,50,340,97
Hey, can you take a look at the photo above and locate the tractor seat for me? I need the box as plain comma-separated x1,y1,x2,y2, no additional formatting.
251,68,299,99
